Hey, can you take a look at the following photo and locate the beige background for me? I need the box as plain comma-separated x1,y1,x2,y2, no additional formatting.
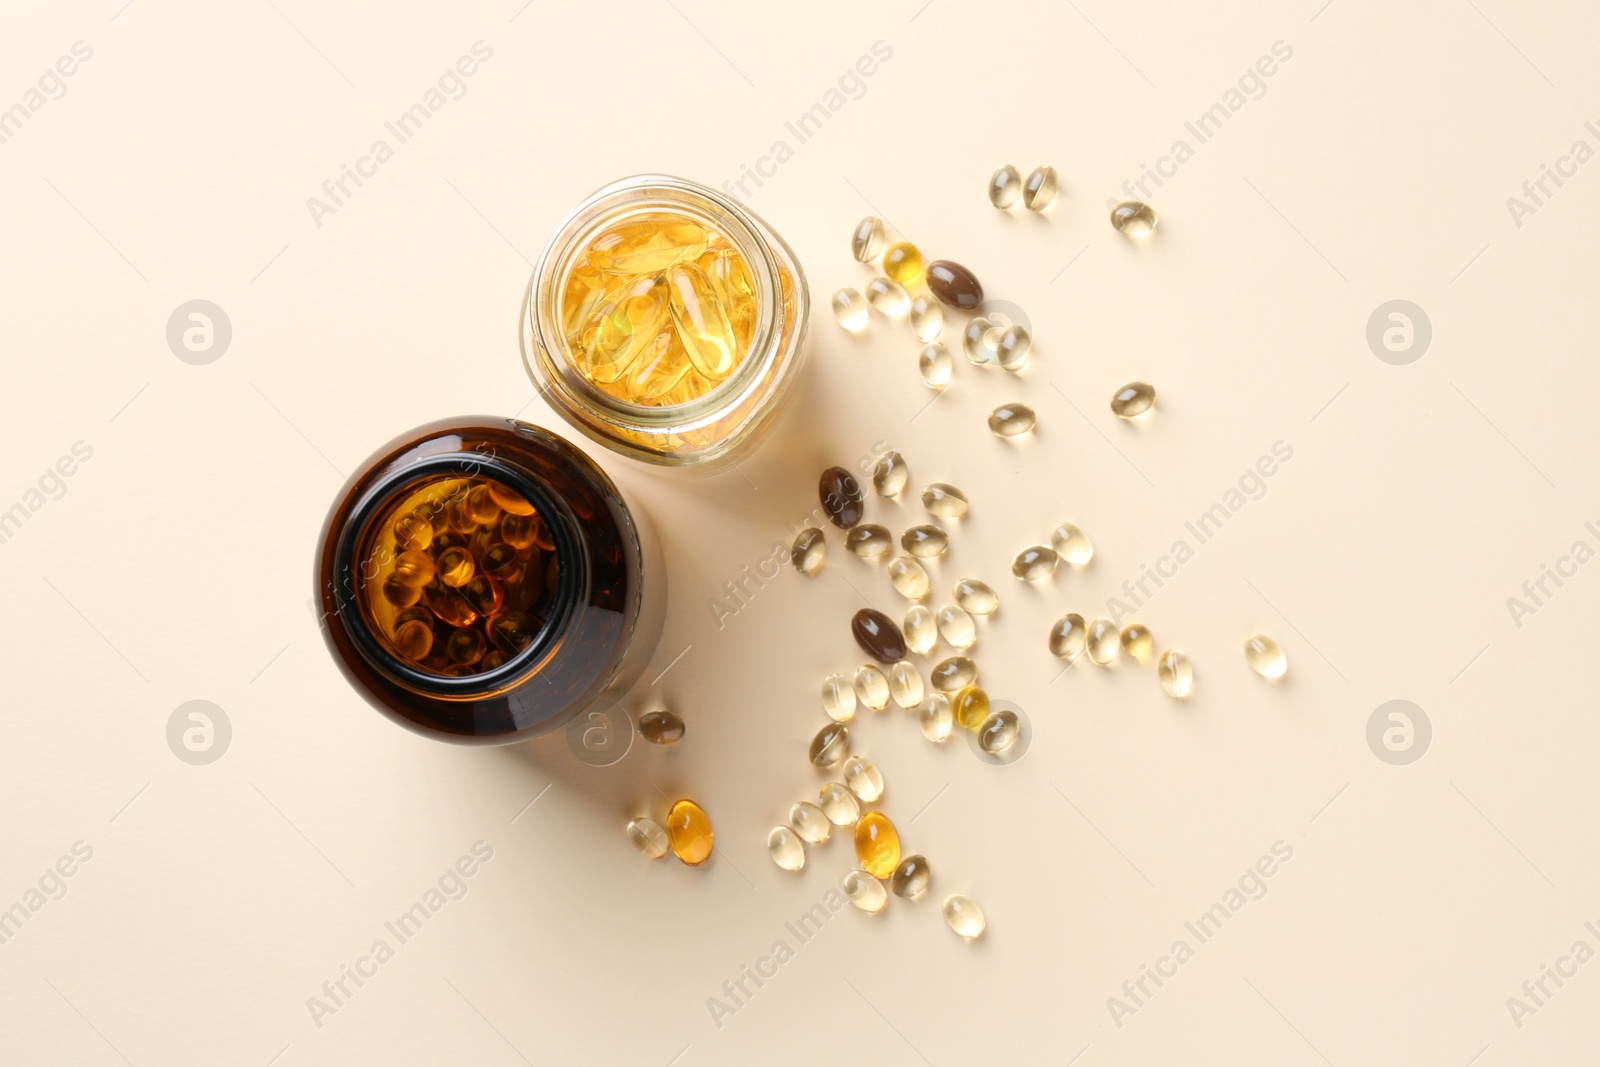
3,0,1597,1063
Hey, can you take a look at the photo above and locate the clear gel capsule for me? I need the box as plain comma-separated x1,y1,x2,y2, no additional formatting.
919,342,953,389
843,756,885,801
843,869,888,912
1012,545,1058,582
822,672,857,722
937,604,977,649
953,579,998,615
1158,649,1194,698
865,277,911,317
832,287,868,332
919,692,953,741
909,294,943,342
996,325,1031,371
903,605,937,655
768,826,806,871
888,660,924,709
1051,523,1094,564
989,165,1022,208
790,800,832,843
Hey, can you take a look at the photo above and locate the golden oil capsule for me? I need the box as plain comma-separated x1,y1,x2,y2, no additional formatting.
1120,623,1154,660
942,893,986,938
792,527,826,575
588,214,707,274
872,451,910,497
393,549,437,588
436,545,475,587
819,782,861,825
1245,635,1288,678
1048,613,1087,661
854,664,890,710
978,709,1020,754
989,402,1035,437
832,287,869,332
465,483,501,526
822,672,857,722
809,722,850,768
953,578,998,615
843,869,888,912
962,315,998,365
854,811,901,878
446,627,486,665
865,277,910,317
1111,381,1157,419
638,710,685,744
499,512,538,550
767,826,806,872
487,610,540,655
902,524,949,558
381,573,422,609
480,542,520,580
918,342,953,389
1051,523,1094,564
1158,649,1194,698
851,216,886,262
931,656,977,692
486,482,535,516
922,483,968,519
1110,200,1158,237
1087,618,1120,665
1022,165,1057,211
883,241,924,285
845,524,893,558
423,582,477,628
1012,545,1058,582
988,164,1022,208
909,294,943,343
919,692,953,741
937,604,977,649
393,511,433,552
458,574,503,618
480,650,507,670
843,756,885,801
666,799,714,866
789,800,832,843
997,325,1031,372
952,685,989,729
627,817,669,859
888,660,924,709
392,618,434,661
903,605,937,655
888,556,930,600
891,854,930,898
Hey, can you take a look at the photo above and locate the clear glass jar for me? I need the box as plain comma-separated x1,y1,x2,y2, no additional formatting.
314,417,664,745
521,174,810,468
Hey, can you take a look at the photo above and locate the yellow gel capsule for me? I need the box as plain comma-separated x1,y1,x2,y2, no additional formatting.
667,263,739,380
392,550,436,588
667,799,715,866
882,241,924,285
854,811,901,878
578,275,670,384
586,214,708,274
952,686,989,729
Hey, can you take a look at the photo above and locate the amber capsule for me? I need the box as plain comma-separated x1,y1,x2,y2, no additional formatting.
1022,165,1057,211
902,524,949,558
919,693,953,742
465,484,501,526
888,556,930,600
457,574,503,617
1120,623,1154,660
909,294,943,343
854,664,890,710
1012,545,1058,582
822,672,857,722
1048,613,1087,661
854,811,901,878
486,482,535,516
446,627,486,665
1110,200,1158,237
843,756,885,802
851,216,886,262
1087,618,1120,665
500,513,538,550
627,817,669,859
845,524,893,558
865,277,911,318
638,710,685,744
790,800,832,843
792,527,826,575
819,467,865,529
852,608,907,663
919,342,953,389
381,574,422,609
767,826,806,872
989,403,1036,437
393,511,433,552
480,542,520,580
1158,649,1194,697
843,869,888,912
942,894,986,938
931,656,977,692
1111,381,1157,419
666,799,714,866
902,605,937,655
937,604,977,649
978,709,1020,754
888,660,924,709
883,241,924,285
809,722,850,767
819,782,861,825
891,854,931,898
479,650,507,670
1245,635,1288,679
436,545,475,587
832,287,869,332
392,618,433,661
922,483,968,519
423,582,477,628
872,451,910,497
487,610,540,655
988,165,1022,208
952,685,989,729
926,260,984,310
1051,523,1094,564
953,579,999,615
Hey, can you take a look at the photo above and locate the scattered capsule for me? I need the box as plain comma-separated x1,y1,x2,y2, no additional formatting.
922,483,969,519
953,578,999,615
1245,635,1288,679
1012,545,1058,582
909,294,943,342
962,316,998,365
819,466,865,529
767,826,806,871
843,756,885,802
925,260,984,310
872,451,910,497
1120,624,1154,660
918,342,953,389
789,800,832,844
952,685,989,730
854,664,890,710
791,527,826,575
989,164,1022,208
996,325,1032,372
627,817,669,859
845,524,894,559
889,660,925,709
819,782,861,825
989,403,1035,438
942,894,986,938
843,869,888,912
888,556,930,600
852,608,907,663
638,710,685,744
809,722,850,768
854,811,901,878
919,693,954,742
903,605,937,655
1051,523,1094,564
931,655,977,692
902,524,950,558
1022,165,1058,211
666,799,714,866
891,854,931,898
851,216,886,262
937,604,977,649
865,277,910,318
979,710,1020,754
1111,381,1157,419
1110,200,1158,237
1048,613,1087,661
883,241,924,285
1087,618,1120,665
822,672,857,722
832,287,869,332
1158,649,1194,698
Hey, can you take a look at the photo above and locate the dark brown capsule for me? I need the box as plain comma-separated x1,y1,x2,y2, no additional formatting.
852,608,908,663
926,260,984,311
819,466,865,529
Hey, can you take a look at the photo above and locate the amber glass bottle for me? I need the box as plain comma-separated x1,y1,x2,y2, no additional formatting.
315,417,664,744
